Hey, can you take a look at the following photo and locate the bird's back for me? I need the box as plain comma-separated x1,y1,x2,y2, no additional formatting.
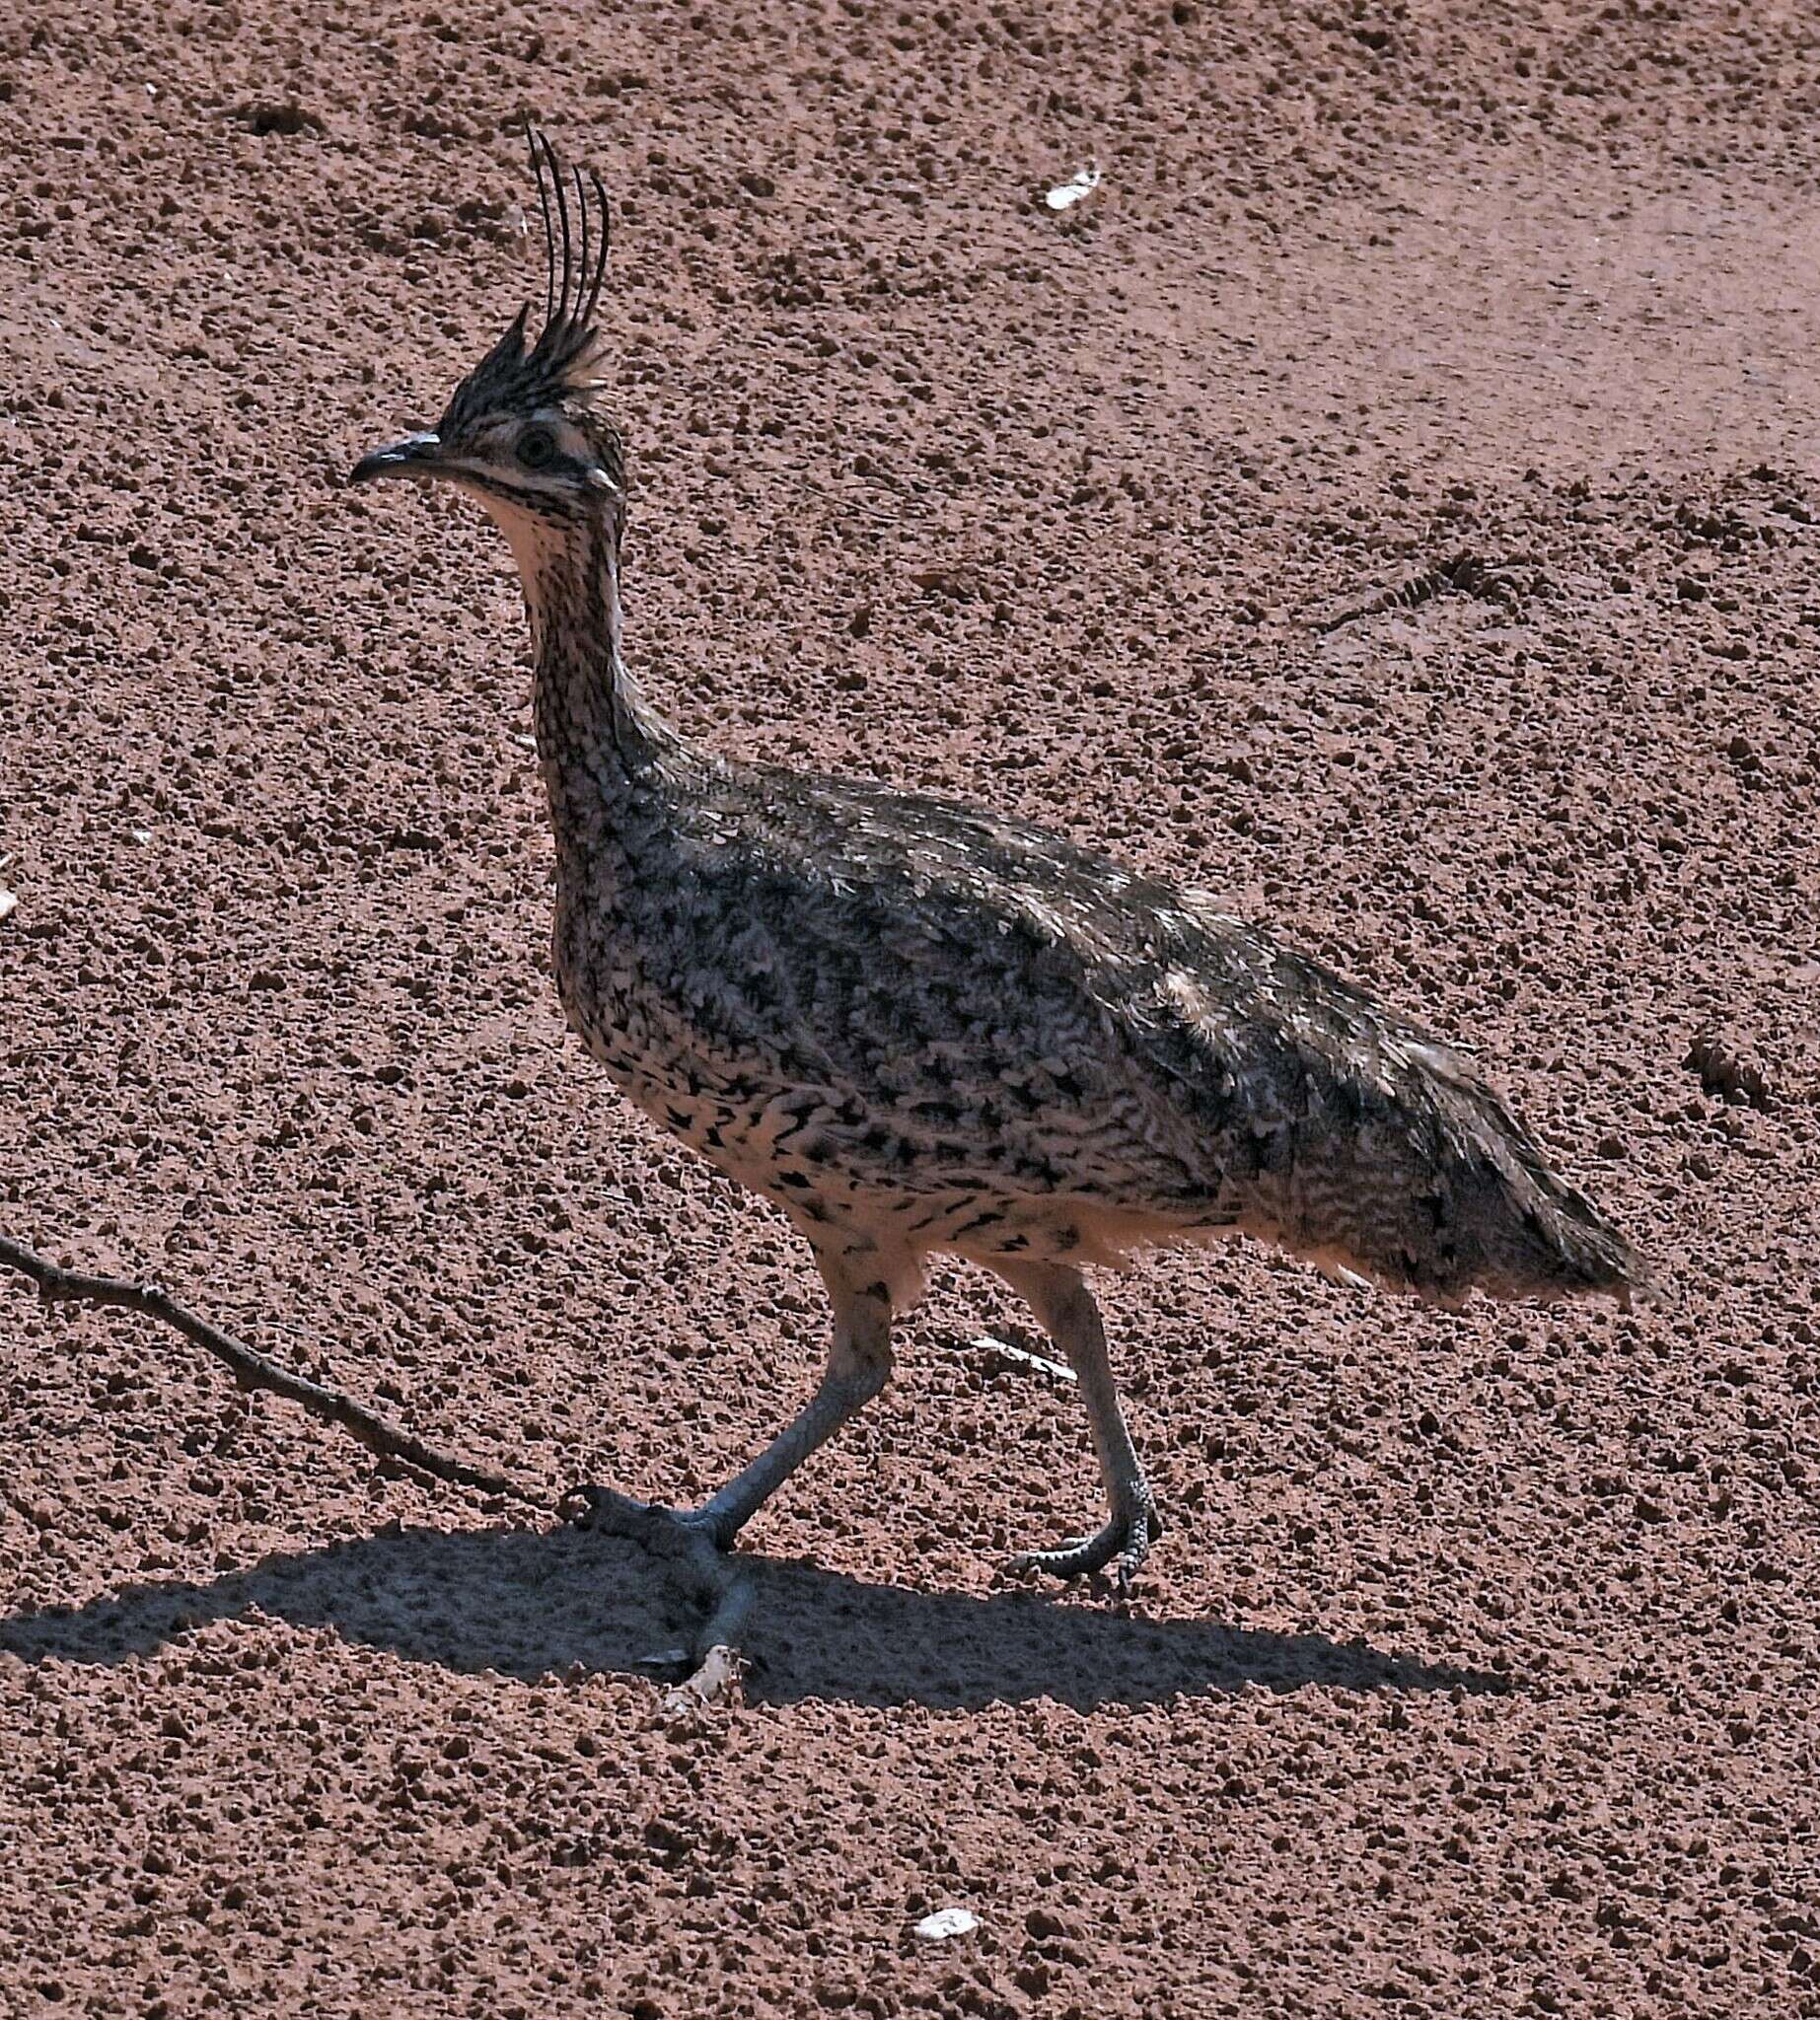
559,756,1640,1309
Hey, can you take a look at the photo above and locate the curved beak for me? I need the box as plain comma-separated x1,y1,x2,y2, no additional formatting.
348,431,444,486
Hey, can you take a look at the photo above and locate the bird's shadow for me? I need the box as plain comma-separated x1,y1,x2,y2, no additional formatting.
0,1522,1507,1709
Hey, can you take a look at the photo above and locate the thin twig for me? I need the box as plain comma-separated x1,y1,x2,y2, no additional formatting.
0,1233,546,1511
0,1231,757,1695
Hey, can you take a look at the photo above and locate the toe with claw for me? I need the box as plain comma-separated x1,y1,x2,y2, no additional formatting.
1011,1493,1162,1591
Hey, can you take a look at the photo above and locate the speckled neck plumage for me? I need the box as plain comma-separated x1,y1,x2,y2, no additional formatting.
520,505,692,865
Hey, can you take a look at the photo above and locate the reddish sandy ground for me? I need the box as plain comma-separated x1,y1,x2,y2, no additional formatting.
3,3,1819,2015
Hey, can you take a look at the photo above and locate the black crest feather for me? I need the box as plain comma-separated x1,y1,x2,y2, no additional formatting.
440,123,613,432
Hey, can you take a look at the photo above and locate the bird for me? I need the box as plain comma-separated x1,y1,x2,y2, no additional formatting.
350,128,1641,1592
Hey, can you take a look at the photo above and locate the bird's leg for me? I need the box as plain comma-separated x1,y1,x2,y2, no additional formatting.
572,1247,895,1555
989,1260,1160,1589
691,1250,895,1546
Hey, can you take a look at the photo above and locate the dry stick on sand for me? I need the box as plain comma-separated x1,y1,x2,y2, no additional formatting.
0,1232,754,1695
0,1232,542,1506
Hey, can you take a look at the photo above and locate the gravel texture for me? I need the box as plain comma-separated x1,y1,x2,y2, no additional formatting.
2,3,1818,2015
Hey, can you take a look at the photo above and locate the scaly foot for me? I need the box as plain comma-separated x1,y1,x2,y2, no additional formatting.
565,1484,754,1677
565,1485,739,1587
566,1484,729,1555
1011,1493,1161,1591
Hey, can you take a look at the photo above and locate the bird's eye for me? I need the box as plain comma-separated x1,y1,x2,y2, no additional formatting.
517,425,557,470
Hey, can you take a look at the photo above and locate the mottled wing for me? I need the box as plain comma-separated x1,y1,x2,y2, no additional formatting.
712,766,1636,1303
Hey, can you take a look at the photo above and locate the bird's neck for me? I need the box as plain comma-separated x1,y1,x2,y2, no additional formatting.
503,504,690,849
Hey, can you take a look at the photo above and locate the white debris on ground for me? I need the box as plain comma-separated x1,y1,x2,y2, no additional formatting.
1043,163,1100,211
967,1334,1076,1384
913,1908,980,1942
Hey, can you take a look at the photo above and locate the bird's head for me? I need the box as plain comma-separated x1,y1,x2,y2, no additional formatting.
350,126,625,578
